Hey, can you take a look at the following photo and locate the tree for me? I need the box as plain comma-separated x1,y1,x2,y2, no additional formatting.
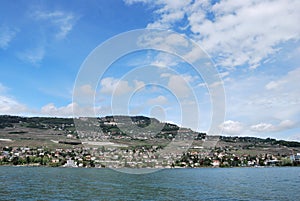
281,158,292,166
12,157,19,165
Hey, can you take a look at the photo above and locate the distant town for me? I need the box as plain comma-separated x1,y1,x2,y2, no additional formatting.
1,115,300,168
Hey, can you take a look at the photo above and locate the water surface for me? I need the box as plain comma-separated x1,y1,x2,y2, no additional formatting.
0,167,299,200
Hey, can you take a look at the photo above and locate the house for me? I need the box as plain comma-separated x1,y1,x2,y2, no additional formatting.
212,160,220,167
265,159,280,166
63,159,78,167
290,153,300,162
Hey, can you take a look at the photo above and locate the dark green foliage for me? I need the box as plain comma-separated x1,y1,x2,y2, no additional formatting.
274,140,300,147
220,136,300,147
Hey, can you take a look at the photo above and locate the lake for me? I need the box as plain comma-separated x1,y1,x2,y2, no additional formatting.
0,167,299,200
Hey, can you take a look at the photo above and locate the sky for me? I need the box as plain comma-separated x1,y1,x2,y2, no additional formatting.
0,0,300,141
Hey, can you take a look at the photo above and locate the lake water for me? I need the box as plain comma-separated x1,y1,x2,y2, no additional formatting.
0,167,299,201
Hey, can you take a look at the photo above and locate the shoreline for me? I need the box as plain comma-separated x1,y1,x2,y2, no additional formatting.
0,164,298,169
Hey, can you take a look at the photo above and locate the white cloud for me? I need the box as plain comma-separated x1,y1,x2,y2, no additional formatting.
126,0,193,29
100,77,132,96
41,103,74,117
183,45,208,63
265,81,282,90
0,83,101,117
264,68,300,120
167,75,192,98
78,84,94,96
250,122,274,133
219,71,229,78
0,96,103,117
137,31,189,53
127,0,300,69
225,66,300,121
18,46,45,65
133,80,145,89
72,84,96,106
0,95,28,115
220,120,244,135
147,95,168,105
150,53,180,68
0,83,28,115
41,102,101,117
160,73,171,78
220,120,299,135
34,10,76,39
265,68,300,92
0,26,18,49
209,81,222,88
100,77,145,96
250,120,297,132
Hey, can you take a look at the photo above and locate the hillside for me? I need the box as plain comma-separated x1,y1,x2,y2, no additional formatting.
1,115,300,168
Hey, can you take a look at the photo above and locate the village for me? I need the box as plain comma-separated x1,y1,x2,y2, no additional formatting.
1,144,299,168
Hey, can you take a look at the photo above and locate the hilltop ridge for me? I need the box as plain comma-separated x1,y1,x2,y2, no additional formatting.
0,115,299,145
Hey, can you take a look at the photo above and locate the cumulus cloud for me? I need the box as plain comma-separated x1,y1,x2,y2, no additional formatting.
161,73,196,98
250,122,274,133
100,77,133,96
78,84,94,96
222,67,300,136
250,120,297,132
0,82,102,117
126,0,300,69
220,120,244,135
100,77,145,96
0,95,28,115
167,75,192,98
150,53,181,68
41,102,101,117
147,95,168,105
220,119,297,136
137,31,189,53
72,84,98,108
0,83,28,115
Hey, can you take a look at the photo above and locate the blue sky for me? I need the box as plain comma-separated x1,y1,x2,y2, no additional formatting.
1,0,300,141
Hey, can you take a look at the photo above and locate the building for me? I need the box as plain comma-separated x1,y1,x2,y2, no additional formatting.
63,159,78,168
290,153,300,162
